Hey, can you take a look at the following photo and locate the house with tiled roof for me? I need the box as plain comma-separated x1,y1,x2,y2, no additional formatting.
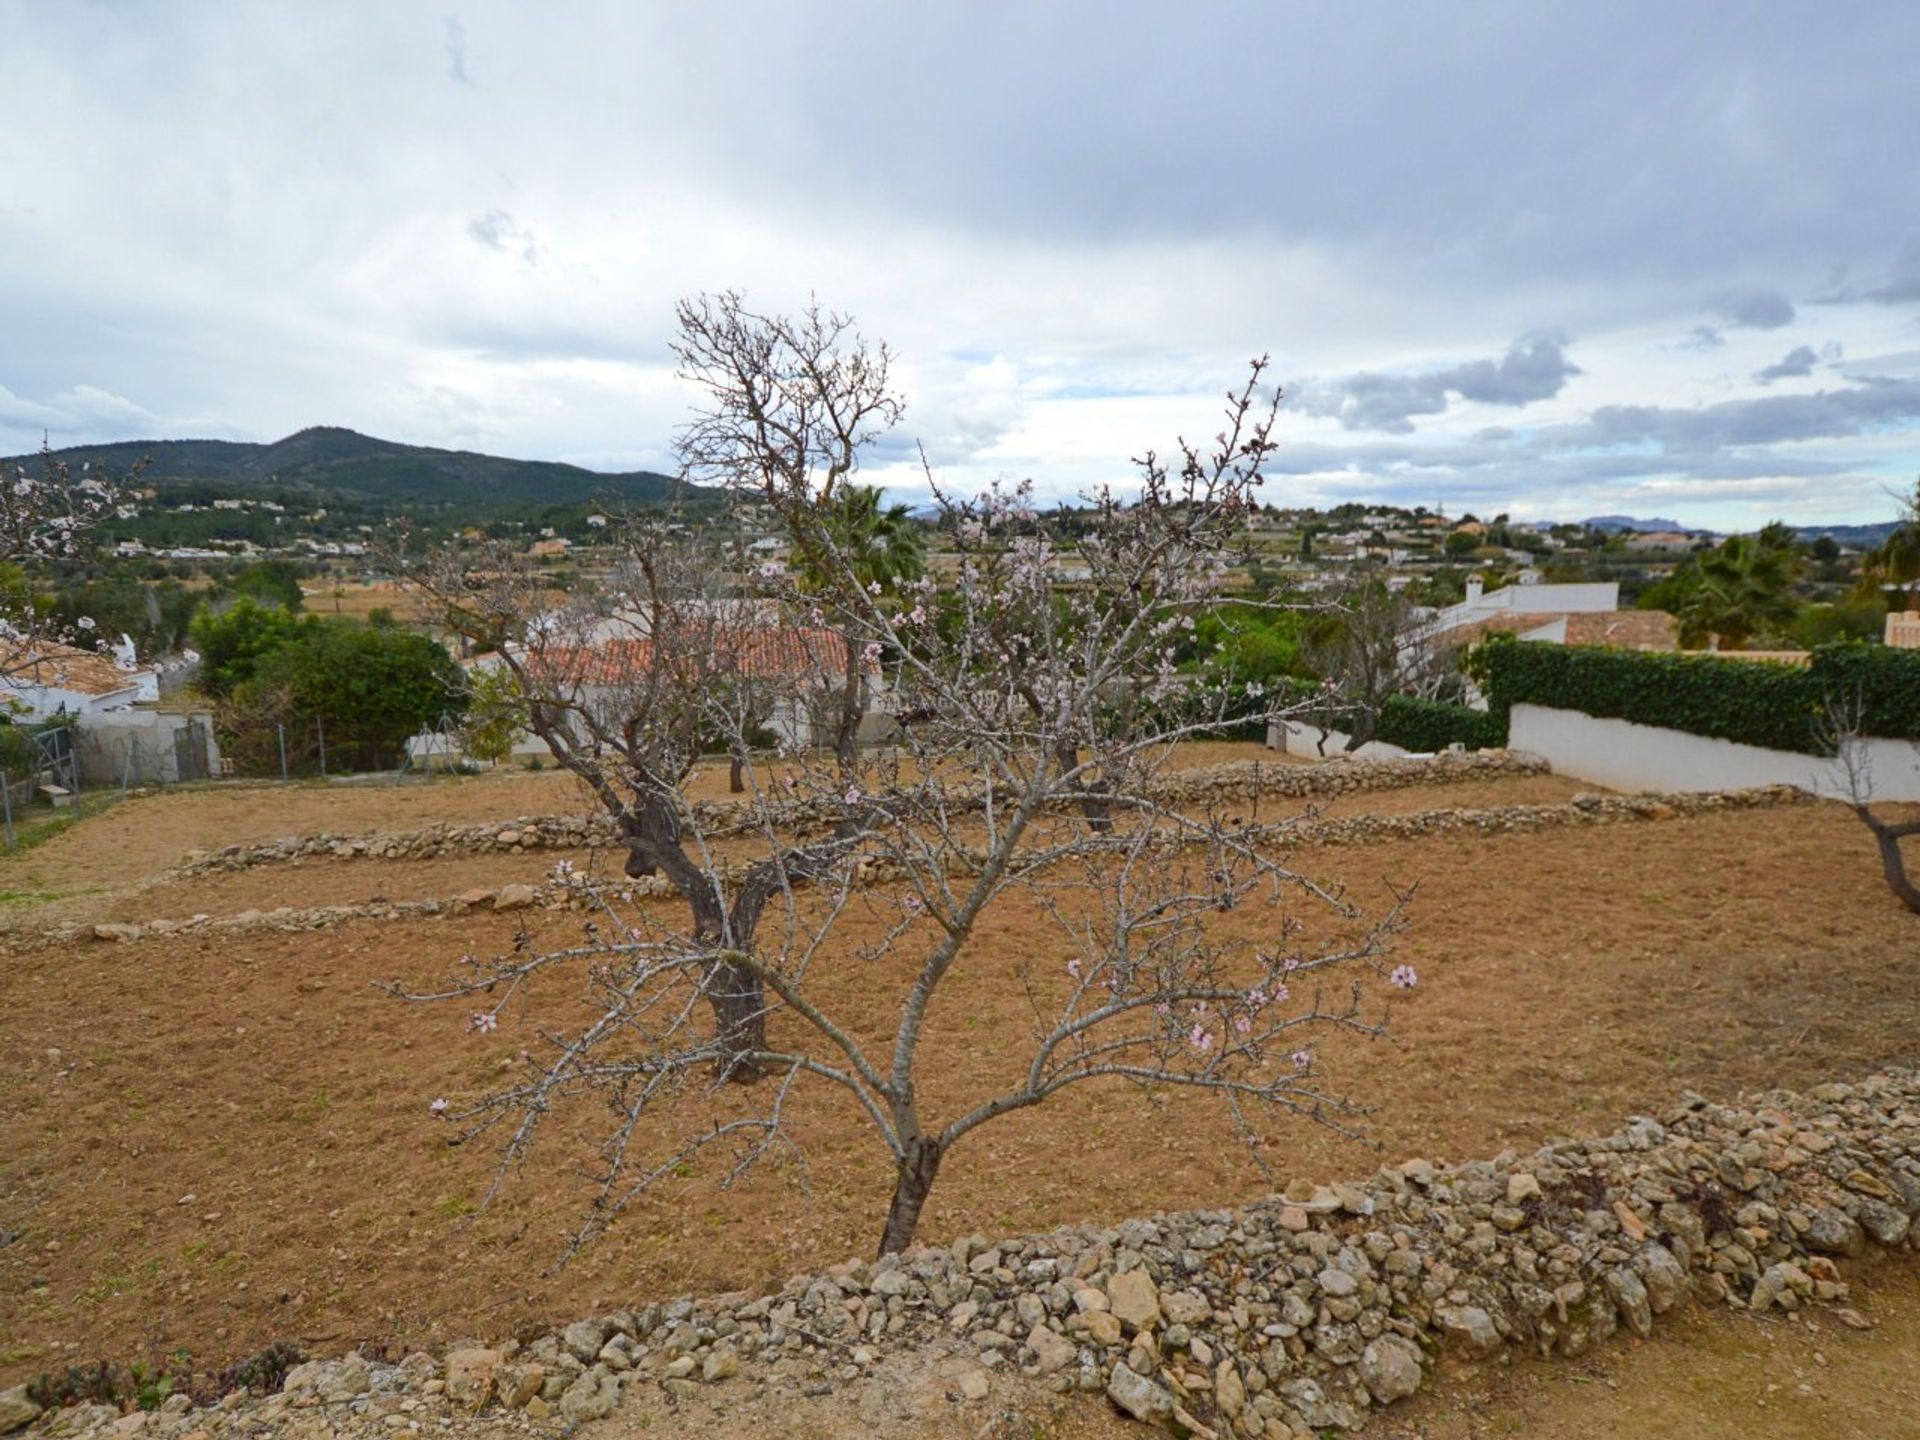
508,624,884,751
0,636,159,721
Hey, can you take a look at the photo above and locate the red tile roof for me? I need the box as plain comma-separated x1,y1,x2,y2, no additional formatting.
521,627,857,687
0,640,146,697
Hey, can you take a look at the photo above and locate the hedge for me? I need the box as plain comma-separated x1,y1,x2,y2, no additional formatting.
1476,639,1920,755
1375,694,1509,752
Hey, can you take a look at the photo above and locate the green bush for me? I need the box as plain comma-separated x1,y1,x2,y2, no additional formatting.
1375,694,1508,752
1475,638,1920,754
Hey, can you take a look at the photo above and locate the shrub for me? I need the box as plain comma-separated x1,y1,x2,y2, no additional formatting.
1375,694,1508,752
1475,638,1920,754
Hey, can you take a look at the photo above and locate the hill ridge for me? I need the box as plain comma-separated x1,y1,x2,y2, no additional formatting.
4,427,700,510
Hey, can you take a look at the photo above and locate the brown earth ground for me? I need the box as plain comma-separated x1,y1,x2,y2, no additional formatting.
55,771,1588,929
2,759,1917,1428
0,740,1285,901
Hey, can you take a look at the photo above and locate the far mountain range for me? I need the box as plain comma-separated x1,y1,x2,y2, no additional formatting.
6,427,704,512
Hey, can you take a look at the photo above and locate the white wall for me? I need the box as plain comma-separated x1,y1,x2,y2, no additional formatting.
1267,719,1413,761
1509,703,1920,802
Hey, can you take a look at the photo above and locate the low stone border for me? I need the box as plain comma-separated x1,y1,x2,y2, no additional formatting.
161,752,1548,880
7,1069,1915,1439
61,784,1814,947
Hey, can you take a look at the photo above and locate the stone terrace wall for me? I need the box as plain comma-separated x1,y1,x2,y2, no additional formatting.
8,1072,1915,1439
70,785,1815,947
164,752,1548,880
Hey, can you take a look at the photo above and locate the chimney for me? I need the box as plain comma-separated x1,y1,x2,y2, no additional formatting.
1465,575,1485,606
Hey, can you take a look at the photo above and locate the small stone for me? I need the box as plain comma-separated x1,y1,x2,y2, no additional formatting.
1317,1268,1358,1299
561,1316,614,1362
661,1357,696,1380
1506,1172,1542,1206
958,1370,991,1401
494,883,538,911
1214,1360,1246,1417
498,1364,545,1410
1027,1323,1076,1374
1107,1269,1162,1334
701,1345,741,1383
558,1369,619,1423
1359,1334,1423,1404
1613,1200,1649,1241
0,1387,42,1436
1082,1311,1123,1347
1106,1363,1175,1424
1435,1304,1501,1358
444,1348,502,1408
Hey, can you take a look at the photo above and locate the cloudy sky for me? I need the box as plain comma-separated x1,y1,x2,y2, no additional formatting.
4,2,1919,527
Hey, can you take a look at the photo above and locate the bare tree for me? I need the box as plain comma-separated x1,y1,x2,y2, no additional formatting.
1826,693,1920,916
400,297,1412,1259
1300,577,1458,750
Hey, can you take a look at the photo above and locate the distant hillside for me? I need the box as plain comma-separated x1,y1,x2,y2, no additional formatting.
7,427,706,510
1790,520,1900,547
1582,514,1691,533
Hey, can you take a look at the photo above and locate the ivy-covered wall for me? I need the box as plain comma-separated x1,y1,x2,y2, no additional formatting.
1374,694,1510,752
1476,640,1920,755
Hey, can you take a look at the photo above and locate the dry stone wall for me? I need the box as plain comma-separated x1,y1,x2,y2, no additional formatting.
71,785,1813,947
7,1070,1916,1439
163,752,1549,880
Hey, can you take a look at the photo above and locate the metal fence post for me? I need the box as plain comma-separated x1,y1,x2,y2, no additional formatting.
278,723,289,783
2,771,12,848
317,716,328,777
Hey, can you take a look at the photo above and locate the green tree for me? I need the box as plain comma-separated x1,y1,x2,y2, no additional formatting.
190,598,311,695
228,559,307,612
243,619,464,769
457,663,525,767
1678,528,1802,648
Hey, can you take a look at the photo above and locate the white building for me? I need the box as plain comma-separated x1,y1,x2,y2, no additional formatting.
0,636,160,721
1422,575,1619,641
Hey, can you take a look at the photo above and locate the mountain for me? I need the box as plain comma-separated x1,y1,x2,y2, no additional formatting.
7,427,704,510
1581,514,1692,533
1790,521,1901,547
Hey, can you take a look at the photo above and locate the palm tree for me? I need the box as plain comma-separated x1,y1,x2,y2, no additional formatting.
1679,529,1802,649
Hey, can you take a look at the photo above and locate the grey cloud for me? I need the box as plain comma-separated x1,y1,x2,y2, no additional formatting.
1753,345,1818,383
466,209,540,265
1707,286,1796,330
1861,238,1920,304
0,382,158,449
1555,377,1920,454
443,15,471,85
1300,333,1580,433
1676,325,1725,351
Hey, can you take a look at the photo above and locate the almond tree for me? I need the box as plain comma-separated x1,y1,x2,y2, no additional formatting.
401,295,1412,1257
0,438,143,675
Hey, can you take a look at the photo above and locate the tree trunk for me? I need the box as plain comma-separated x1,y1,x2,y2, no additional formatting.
834,638,864,773
1857,806,1920,916
706,955,768,1080
878,1136,943,1255
729,750,745,793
